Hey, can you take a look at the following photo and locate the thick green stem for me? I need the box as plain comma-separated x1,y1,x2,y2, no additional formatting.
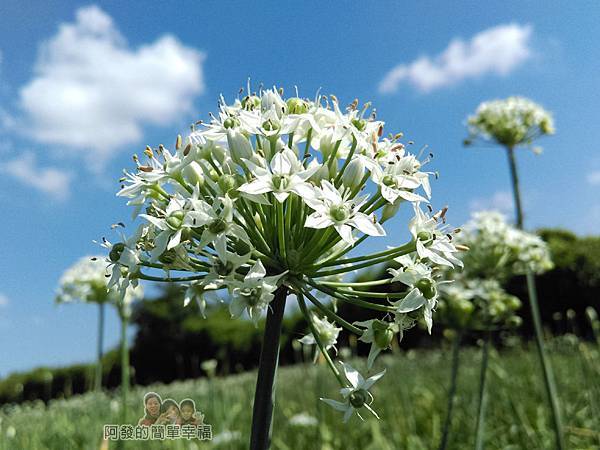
95,302,105,392
438,331,462,450
506,145,565,450
250,287,288,450
474,331,491,450
506,147,524,228
526,271,566,450
120,312,129,425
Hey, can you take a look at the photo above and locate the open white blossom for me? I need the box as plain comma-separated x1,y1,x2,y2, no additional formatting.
321,362,386,422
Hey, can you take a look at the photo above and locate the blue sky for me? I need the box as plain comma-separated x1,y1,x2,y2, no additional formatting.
1,0,599,377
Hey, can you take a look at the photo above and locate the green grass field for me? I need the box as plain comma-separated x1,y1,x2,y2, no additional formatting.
1,336,599,450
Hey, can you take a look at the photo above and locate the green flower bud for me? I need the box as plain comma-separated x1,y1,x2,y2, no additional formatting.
218,174,238,193
506,316,522,328
208,218,227,234
182,161,205,187
223,116,239,129
286,97,309,114
262,119,281,132
351,118,367,132
166,210,185,230
381,200,401,222
417,231,432,242
373,320,394,349
109,242,126,262
271,174,289,191
505,296,521,311
242,95,261,111
382,175,396,187
415,278,436,299
349,389,369,408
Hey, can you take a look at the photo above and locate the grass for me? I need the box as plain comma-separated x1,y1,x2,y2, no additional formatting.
1,335,599,450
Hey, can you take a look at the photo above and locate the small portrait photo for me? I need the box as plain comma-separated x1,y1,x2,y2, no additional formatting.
155,398,181,425
179,398,204,426
138,392,162,426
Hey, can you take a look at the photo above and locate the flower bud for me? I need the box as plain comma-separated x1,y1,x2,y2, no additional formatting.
227,129,253,163
416,278,436,299
218,174,238,194
223,116,240,129
242,95,261,111
349,389,369,408
506,316,522,328
182,161,205,186
373,320,394,349
166,210,185,230
341,157,365,191
352,118,367,132
109,243,126,262
286,97,309,114
381,199,402,222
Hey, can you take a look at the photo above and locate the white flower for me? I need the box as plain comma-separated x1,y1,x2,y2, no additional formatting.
321,362,386,422
238,148,319,203
409,203,462,268
298,313,341,360
371,151,430,203
229,260,286,324
388,255,444,333
304,181,385,244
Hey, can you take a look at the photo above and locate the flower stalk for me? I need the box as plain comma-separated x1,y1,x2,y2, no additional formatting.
250,286,288,450
438,330,462,450
474,331,491,450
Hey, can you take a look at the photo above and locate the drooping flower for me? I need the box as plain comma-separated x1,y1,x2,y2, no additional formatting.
321,362,386,422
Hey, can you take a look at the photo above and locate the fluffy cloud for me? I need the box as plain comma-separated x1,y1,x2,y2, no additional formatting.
18,6,205,168
586,170,600,186
469,190,514,215
0,293,8,308
379,23,532,94
0,152,72,200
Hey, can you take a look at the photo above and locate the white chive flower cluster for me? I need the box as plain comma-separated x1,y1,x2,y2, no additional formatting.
56,256,143,317
465,96,554,152
106,86,462,421
438,211,552,330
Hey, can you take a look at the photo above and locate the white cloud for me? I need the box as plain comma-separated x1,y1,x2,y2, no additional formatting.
0,293,8,307
469,190,514,214
586,170,600,186
0,152,72,200
18,5,205,168
379,23,532,94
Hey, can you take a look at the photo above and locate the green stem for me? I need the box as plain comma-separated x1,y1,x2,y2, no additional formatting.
438,330,462,450
307,279,395,313
309,241,415,270
506,145,565,450
95,302,105,392
120,312,129,425
506,147,524,228
474,331,491,450
526,271,566,450
250,286,288,450
298,286,362,334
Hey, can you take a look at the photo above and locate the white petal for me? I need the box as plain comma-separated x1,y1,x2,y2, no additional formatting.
238,179,272,195
305,212,333,229
335,224,355,245
348,213,386,237
246,260,267,281
395,289,425,313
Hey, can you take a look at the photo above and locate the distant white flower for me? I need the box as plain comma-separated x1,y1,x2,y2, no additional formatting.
321,362,386,422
